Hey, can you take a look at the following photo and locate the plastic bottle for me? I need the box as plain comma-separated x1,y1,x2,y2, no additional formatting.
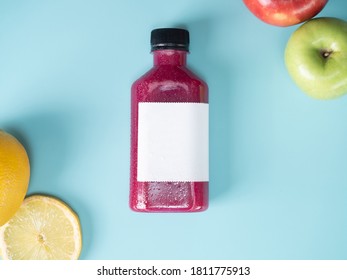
130,28,209,212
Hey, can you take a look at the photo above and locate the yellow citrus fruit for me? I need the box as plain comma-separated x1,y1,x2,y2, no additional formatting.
0,195,82,260
0,130,30,226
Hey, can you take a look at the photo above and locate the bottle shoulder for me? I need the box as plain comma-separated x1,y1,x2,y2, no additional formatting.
132,65,208,89
131,65,208,103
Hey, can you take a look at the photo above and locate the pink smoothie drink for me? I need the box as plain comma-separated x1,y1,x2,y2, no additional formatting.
130,28,209,212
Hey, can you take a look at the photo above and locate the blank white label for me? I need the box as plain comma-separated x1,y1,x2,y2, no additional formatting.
137,102,209,182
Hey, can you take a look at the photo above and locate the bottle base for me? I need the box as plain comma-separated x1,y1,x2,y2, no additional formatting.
130,204,208,213
129,181,208,213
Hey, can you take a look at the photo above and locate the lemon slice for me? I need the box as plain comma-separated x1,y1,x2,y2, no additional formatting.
0,195,82,260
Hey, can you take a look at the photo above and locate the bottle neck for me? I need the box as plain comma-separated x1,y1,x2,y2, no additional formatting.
153,49,187,66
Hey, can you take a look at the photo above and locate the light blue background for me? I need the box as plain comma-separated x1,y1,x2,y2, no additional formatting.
0,0,346,260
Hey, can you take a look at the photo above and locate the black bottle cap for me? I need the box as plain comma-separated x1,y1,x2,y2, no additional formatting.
151,28,189,51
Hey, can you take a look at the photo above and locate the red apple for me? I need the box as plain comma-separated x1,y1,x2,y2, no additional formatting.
243,0,328,27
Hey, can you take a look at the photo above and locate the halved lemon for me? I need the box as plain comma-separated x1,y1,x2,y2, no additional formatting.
0,195,82,260
0,130,30,226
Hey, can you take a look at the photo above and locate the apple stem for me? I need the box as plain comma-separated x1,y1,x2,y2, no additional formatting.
320,49,333,59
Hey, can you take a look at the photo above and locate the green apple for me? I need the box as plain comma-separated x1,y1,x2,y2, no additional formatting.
285,17,347,99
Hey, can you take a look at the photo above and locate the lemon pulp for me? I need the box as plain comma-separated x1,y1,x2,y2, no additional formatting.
0,195,82,260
